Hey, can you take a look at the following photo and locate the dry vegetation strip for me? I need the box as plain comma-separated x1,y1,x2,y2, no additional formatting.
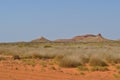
0,42,120,80
0,42,120,67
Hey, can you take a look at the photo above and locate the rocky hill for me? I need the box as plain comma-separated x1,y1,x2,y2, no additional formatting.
31,37,51,42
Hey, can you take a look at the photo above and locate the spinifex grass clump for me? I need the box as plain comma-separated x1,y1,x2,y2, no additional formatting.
13,55,21,60
89,55,108,66
59,55,82,67
105,53,120,64
79,54,89,65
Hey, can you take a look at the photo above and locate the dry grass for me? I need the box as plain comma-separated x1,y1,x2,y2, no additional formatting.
77,66,89,71
58,55,82,67
89,55,108,66
0,42,120,68
91,66,109,71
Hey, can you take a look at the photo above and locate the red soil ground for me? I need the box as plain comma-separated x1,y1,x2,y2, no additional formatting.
0,59,119,80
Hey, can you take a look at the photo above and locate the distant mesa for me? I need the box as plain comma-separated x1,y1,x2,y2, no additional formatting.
54,33,110,42
31,33,111,43
116,39,120,41
72,33,109,42
54,39,73,42
31,36,51,42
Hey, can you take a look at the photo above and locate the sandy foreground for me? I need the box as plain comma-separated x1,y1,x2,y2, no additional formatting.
0,59,119,80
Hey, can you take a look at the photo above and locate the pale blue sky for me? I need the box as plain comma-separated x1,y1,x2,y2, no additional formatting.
0,0,120,42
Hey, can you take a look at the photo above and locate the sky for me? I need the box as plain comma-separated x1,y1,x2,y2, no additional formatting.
0,0,120,42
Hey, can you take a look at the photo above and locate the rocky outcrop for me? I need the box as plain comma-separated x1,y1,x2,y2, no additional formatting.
54,34,110,42
31,37,51,42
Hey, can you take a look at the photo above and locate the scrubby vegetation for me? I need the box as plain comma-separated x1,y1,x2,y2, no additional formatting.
91,66,109,71
77,66,89,71
0,42,120,70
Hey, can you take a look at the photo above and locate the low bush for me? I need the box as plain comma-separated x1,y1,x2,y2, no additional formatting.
13,55,21,60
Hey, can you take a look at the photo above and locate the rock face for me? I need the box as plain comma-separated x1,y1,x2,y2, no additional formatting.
54,39,73,42
72,34,108,42
31,37,51,42
54,34,110,42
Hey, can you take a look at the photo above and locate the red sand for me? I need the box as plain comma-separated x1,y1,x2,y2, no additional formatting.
0,60,119,80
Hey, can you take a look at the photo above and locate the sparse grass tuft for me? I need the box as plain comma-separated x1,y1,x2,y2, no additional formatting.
113,74,120,78
91,66,109,71
40,61,47,67
77,66,89,71
116,65,120,70
0,57,6,61
31,53,42,59
23,59,36,67
80,72,85,75
44,45,52,48
50,66,56,70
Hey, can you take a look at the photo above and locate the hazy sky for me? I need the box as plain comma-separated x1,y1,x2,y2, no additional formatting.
0,0,120,42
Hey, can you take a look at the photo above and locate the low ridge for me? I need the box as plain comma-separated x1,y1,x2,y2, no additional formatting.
72,33,109,42
31,34,111,42
54,34,110,42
